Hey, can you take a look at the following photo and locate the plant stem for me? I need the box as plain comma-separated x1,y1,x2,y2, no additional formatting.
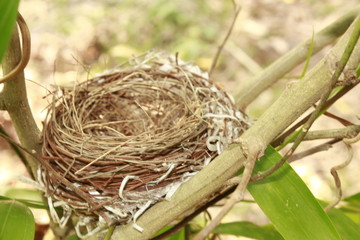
272,84,356,147
233,6,360,110
1,17,41,179
209,2,241,77
251,15,360,182
288,139,339,163
300,125,360,141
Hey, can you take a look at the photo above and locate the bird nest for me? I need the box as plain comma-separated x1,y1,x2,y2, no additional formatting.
37,51,249,237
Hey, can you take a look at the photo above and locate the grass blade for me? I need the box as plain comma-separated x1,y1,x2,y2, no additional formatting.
326,204,360,240
213,221,284,240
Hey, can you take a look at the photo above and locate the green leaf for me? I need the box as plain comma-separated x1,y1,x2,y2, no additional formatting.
4,188,43,202
0,0,20,62
213,221,284,240
165,228,185,240
0,195,48,209
0,200,35,240
247,146,340,240
339,192,360,224
325,204,360,240
343,192,360,204
276,128,301,151
1,187,48,209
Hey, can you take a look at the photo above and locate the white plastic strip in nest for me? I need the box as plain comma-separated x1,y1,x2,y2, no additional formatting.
104,206,128,218
119,175,141,201
149,163,176,184
132,200,154,232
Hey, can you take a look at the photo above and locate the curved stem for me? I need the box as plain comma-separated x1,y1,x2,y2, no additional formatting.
1,15,40,178
107,15,360,240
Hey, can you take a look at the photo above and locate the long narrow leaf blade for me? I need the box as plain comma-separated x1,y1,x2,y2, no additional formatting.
325,203,360,240
247,146,340,240
213,221,284,240
0,0,20,62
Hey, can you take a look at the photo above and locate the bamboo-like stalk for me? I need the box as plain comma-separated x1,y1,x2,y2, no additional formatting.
300,125,360,141
233,5,360,110
108,15,360,240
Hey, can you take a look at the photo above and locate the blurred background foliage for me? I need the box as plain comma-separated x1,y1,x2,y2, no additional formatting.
1,0,360,239
18,0,359,117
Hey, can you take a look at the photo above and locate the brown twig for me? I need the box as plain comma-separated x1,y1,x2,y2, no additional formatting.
271,84,357,147
208,1,241,77
234,6,360,110
287,139,340,163
323,111,354,126
151,185,237,240
193,137,262,240
251,15,360,182
0,125,29,174
325,131,360,211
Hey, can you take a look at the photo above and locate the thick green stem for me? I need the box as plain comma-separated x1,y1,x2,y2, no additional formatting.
1,23,41,178
106,14,360,240
234,6,360,110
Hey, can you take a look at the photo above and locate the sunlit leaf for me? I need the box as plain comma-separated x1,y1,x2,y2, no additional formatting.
213,221,284,240
343,192,360,204
0,200,35,240
1,188,48,209
247,146,340,240
0,0,20,62
4,188,43,202
339,192,360,224
0,195,47,209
